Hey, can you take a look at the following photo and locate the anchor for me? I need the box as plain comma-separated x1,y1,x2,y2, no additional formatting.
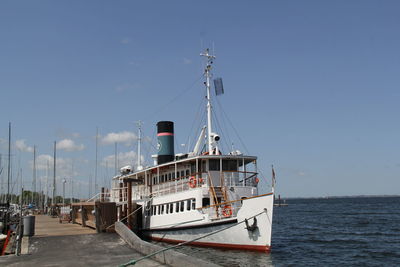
245,217,258,232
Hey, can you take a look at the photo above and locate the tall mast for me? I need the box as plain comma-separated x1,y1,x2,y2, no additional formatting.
33,145,36,205
136,120,143,170
200,48,216,154
95,127,98,194
52,141,56,205
7,122,11,203
45,160,49,207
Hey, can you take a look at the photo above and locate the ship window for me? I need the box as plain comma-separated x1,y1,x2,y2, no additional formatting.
192,198,196,210
166,204,169,214
186,170,190,176
157,206,160,215
223,160,238,171
180,201,185,212
202,198,210,207
209,159,220,171
168,173,172,181
170,203,173,213
191,163,196,174
186,199,191,211
161,174,164,183
161,205,165,214
181,170,185,178
176,202,180,213
201,160,206,172
172,172,175,179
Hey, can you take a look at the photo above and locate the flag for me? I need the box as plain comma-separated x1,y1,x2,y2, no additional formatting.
272,165,276,187
213,78,224,95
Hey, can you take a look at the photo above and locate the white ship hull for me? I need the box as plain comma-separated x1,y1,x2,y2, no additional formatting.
145,193,274,252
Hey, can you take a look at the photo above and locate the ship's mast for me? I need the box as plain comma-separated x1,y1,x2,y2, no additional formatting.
200,48,216,154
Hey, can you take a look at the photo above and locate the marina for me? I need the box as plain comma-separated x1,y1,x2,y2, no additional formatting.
1,1,400,266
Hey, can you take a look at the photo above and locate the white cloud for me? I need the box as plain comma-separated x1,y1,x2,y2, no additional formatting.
101,150,144,169
57,139,85,152
101,131,137,146
114,82,141,93
183,57,192,65
298,171,306,176
120,37,132,44
15,139,34,152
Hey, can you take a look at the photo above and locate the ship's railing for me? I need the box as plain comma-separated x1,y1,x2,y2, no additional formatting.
86,191,112,202
198,200,242,220
222,171,258,187
110,187,127,203
149,171,258,198
151,172,207,197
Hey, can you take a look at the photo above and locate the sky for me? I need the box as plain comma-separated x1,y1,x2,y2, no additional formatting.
0,1,399,198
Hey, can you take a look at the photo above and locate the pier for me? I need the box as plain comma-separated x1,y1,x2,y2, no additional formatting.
0,215,164,266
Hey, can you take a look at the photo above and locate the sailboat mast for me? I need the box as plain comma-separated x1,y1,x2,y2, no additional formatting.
137,121,143,170
95,127,98,194
33,145,36,205
52,141,56,205
200,49,216,154
7,122,11,203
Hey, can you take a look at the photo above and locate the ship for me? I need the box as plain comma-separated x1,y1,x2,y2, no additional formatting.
110,49,275,252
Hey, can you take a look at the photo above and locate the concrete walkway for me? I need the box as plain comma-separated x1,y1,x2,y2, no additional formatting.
0,215,165,267
35,215,96,237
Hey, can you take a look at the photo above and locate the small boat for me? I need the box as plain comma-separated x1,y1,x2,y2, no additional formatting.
111,49,275,252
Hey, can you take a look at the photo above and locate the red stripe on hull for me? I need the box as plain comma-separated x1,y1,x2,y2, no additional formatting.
150,236,271,253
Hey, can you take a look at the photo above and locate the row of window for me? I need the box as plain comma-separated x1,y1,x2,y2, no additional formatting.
152,169,191,185
146,198,196,216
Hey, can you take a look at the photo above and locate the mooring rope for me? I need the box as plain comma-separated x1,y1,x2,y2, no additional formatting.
119,208,269,267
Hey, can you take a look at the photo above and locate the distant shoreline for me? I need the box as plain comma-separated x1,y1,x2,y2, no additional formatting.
282,195,400,200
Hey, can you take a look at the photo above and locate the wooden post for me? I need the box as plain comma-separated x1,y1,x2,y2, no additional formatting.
95,201,101,233
127,180,132,229
72,206,76,224
101,187,105,202
81,205,86,227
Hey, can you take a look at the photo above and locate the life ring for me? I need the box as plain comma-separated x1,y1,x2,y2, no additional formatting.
222,205,233,217
255,177,259,183
188,176,197,188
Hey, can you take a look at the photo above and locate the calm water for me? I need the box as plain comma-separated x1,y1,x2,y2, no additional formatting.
156,197,400,266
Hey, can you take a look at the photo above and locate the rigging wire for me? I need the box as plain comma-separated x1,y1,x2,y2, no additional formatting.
184,97,207,152
143,74,204,122
214,96,234,150
214,96,250,155
211,108,230,153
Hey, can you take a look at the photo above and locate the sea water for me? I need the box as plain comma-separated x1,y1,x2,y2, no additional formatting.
162,197,400,266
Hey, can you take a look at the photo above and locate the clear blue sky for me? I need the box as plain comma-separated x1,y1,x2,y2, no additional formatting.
0,1,399,198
